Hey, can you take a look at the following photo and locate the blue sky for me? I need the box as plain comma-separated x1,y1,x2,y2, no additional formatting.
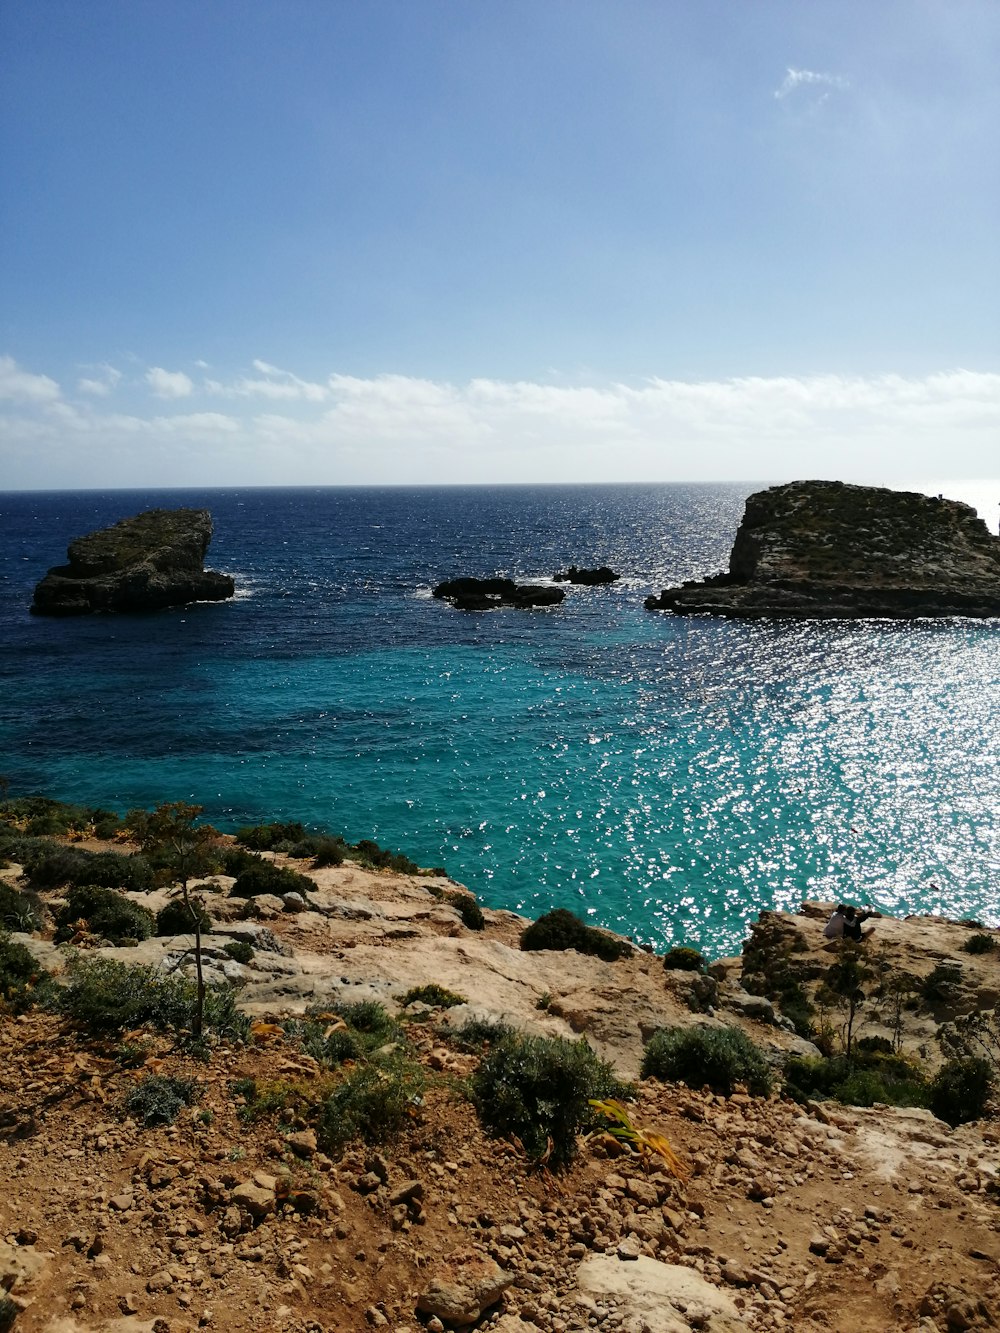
1,0,997,490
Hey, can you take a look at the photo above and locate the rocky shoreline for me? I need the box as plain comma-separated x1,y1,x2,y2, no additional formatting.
3,809,1000,1333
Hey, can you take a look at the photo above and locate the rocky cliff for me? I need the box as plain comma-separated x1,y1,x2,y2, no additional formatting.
4,815,1000,1332
646,481,1000,618
31,508,235,615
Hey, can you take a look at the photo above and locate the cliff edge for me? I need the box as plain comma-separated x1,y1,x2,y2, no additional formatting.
31,508,235,616
646,480,1000,618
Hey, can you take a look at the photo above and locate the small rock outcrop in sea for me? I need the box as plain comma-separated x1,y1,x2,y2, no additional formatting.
553,564,620,585
31,508,235,616
432,576,564,611
645,480,1000,619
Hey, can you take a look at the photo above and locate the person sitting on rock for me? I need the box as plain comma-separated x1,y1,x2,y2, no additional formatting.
824,903,874,944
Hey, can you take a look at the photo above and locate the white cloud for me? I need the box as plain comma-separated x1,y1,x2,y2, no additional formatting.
0,354,60,403
146,366,194,398
205,359,328,402
1,361,998,491
774,67,849,101
77,363,122,396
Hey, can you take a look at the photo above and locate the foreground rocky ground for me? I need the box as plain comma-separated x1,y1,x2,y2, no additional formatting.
3,842,1000,1333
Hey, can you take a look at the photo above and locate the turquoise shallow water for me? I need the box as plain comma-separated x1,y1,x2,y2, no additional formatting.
1,484,998,957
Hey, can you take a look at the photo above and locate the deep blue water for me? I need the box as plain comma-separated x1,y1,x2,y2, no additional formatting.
1,484,998,958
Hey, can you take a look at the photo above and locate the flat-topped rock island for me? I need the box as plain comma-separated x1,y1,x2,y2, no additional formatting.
31,507,235,615
646,480,1000,618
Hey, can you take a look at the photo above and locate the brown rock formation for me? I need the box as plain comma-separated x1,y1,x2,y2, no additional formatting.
31,507,235,615
646,480,1000,618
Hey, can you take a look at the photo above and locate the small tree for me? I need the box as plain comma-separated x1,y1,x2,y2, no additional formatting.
817,943,872,1061
126,802,218,1039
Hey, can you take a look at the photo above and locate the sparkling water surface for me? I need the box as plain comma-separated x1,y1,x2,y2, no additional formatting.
1,484,998,958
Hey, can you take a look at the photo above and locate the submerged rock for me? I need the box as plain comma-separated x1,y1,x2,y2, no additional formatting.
31,508,235,615
645,480,1000,619
432,576,564,610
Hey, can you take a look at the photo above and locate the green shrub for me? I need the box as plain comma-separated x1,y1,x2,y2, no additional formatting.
472,1031,629,1169
223,939,255,965
61,956,250,1041
782,1052,928,1109
155,896,213,937
450,892,485,931
449,1016,518,1050
0,930,54,1013
236,821,308,852
310,836,348,868
125,1074,200,1126
0,881,43,931
963,933,996,956
520,908,631,962
229,860,314,899
22,843,153,893
317,1061,425,1154
921,962,964,1005
400,983,467,1009
287,1000,404,1069
856,1035,894,1056
218,846,264,877
352,838,420,876
642,1025,773,1097
663,946,706,972
930,1057,994,1127
337,999,397,1038
54,884,154,944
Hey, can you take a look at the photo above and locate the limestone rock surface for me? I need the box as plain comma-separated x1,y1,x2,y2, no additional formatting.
32,508,234,615
646,480,1000,619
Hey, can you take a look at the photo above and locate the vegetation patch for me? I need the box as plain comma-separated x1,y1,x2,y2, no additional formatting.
400,983,467,1009
662,946,706,972
0,930,55,1014
963,932,996,956
929,1057,994,1127
472,1030,630,1169
520,908,631,962
0,881,43,932
783,1051,929,1109
125,1073,200,1126
642,1025,773,1097
223,939,255,965
54,884,155,944
21,843,153,893
449,891,485,931
229,860,315,899
317,1060,426,1154
60,955,250,1041
156,896,213,937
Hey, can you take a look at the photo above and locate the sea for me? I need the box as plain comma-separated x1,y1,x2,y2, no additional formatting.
1,483,998,960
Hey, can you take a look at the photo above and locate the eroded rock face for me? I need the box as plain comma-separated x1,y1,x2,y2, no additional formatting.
645,481,1000,619
31,508,235,615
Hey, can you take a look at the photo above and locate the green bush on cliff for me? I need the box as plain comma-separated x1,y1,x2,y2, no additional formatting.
663,946,706,972
155,896,213,937
0,930,55,1014
929,1057,994,1127
782,1051,928,1109
235,821,309,852
642,1025,772,1097
472,1030,630,1169
125,1073,200,1127
21,843,153,893
229,860,314,899
61,955,250,1041
450,891,485,931
963,932,996,956
54,884,155,944
0,881,44,931
317,1060,426,1154
520,908,631,962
